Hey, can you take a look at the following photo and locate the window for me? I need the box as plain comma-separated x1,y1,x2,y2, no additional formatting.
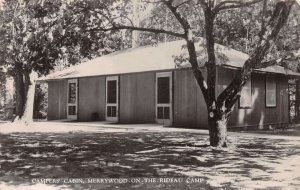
266,75,276,107
68,83,77,103
107,80,117,104
157,76,170,104
239,78,252,108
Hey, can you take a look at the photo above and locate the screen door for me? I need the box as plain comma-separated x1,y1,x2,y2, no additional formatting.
67,79,78,120
106,76,119,122
156,72,172,125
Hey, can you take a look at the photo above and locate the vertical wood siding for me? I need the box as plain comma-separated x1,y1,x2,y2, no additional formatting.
217,67,289,128
78,76,106,121
47,80,67,120
173,69,208,129
47,67,289,129
119,72,156,123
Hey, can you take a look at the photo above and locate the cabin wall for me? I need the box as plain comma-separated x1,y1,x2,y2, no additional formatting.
173,69,208,129
119,72,156,123
78,76,106,121
216,67,289,128
47,80,67,120
46,67,289,129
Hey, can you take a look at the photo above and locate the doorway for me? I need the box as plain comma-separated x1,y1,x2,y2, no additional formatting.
156,72,172,125
106,76,119,122
67,79,78,120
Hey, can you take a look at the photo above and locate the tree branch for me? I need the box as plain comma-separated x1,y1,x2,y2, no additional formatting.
162,0,191,35
163,0,209,104
174,0,191,9
254,55,298,70
141,0,161,4
197,0,208,10
86,25,185,38
213,0,264,13
203,6,217,107
187,41,209,104
216,0,295,111
224,93,240,116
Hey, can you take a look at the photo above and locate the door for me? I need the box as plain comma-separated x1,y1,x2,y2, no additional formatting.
156,72,172,125
67,79,78,120
106,76,119,122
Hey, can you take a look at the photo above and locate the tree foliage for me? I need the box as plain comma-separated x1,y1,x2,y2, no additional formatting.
0,0,129,118
138,0,300,67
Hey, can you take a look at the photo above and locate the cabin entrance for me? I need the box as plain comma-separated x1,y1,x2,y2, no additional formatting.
106,76,119,122
67,79,78,120
156,72,172,125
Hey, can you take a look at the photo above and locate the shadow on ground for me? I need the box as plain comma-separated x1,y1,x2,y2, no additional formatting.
0,130,300,189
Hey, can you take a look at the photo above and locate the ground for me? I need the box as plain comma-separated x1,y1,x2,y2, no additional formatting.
0,122,300,190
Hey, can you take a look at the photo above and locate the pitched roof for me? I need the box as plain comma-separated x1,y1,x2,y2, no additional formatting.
37,40,300,81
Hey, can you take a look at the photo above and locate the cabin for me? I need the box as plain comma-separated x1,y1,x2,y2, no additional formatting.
38,40,300,129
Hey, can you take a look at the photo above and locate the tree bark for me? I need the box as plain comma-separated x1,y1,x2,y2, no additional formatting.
208,108,228,147
24,71,31,109
14,71,25,118
14,64,31,119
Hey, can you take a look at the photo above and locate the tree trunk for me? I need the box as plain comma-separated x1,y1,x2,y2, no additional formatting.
14,72,25,118
208,109,228,147
24,71,31,108
14,64,31,119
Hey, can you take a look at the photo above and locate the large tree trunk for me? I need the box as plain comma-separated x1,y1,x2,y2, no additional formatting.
24,71,31,109
208,109,228,147
14,64,31,119
14,72,25,118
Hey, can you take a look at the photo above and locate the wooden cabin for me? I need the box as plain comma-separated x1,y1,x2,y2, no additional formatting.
38,40,300,129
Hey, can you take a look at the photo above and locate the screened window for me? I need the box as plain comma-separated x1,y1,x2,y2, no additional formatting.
68,83,77,103
157,77,170,104
107,80,117,104
266,75,276,107
239,78,252,108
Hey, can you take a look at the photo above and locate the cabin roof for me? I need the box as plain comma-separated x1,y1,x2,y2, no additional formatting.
37,40,300,81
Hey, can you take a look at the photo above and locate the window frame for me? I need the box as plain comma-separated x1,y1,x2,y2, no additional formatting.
265,75,277,108
105,75,119,122
155,72,173,125
67,79,78,120
238,76,252,109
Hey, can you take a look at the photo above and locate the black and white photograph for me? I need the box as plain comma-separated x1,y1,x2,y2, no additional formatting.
0,0,300,189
